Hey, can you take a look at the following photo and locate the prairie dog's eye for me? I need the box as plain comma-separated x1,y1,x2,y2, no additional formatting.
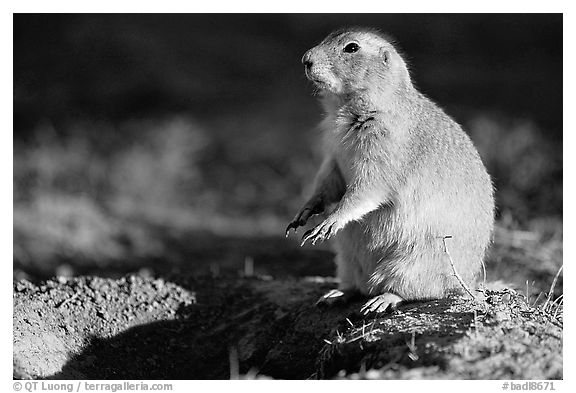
343,42,360,53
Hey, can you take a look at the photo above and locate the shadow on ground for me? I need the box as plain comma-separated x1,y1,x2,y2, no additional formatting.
15,274,485,380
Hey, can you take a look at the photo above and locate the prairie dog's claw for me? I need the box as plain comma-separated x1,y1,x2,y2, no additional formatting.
300,228,314,246
301,221,334,246
287,200,325,240
285,223,298,237
286,207,313,238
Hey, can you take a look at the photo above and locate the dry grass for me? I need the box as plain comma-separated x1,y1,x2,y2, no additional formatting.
442,235,476,299
328,282,562,379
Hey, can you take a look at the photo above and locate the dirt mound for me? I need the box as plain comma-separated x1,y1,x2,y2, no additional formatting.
13,275,562,379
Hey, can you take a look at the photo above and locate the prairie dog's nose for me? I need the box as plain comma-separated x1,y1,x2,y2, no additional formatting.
302,50,313,70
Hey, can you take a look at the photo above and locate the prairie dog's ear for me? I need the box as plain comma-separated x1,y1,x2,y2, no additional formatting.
379,48,390,65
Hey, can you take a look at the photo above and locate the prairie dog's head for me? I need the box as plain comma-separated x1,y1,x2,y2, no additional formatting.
301,28,410,96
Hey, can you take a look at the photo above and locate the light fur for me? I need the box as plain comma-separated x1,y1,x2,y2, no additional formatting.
289,28,495,305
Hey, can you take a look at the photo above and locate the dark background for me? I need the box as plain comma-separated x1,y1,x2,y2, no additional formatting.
13,14,563,282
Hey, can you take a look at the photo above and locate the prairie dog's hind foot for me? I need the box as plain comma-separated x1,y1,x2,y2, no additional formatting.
361,293,404,315
316,289,359,308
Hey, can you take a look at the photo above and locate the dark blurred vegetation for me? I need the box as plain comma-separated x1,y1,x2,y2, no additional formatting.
13,14,562,284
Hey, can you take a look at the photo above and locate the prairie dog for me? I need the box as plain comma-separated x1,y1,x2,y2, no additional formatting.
286,28,495,313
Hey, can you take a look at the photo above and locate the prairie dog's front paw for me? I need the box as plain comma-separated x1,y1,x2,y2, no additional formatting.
286,199,324,237
300,217,340,246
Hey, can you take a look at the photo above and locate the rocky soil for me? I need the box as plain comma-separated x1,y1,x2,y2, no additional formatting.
13,273,562,379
